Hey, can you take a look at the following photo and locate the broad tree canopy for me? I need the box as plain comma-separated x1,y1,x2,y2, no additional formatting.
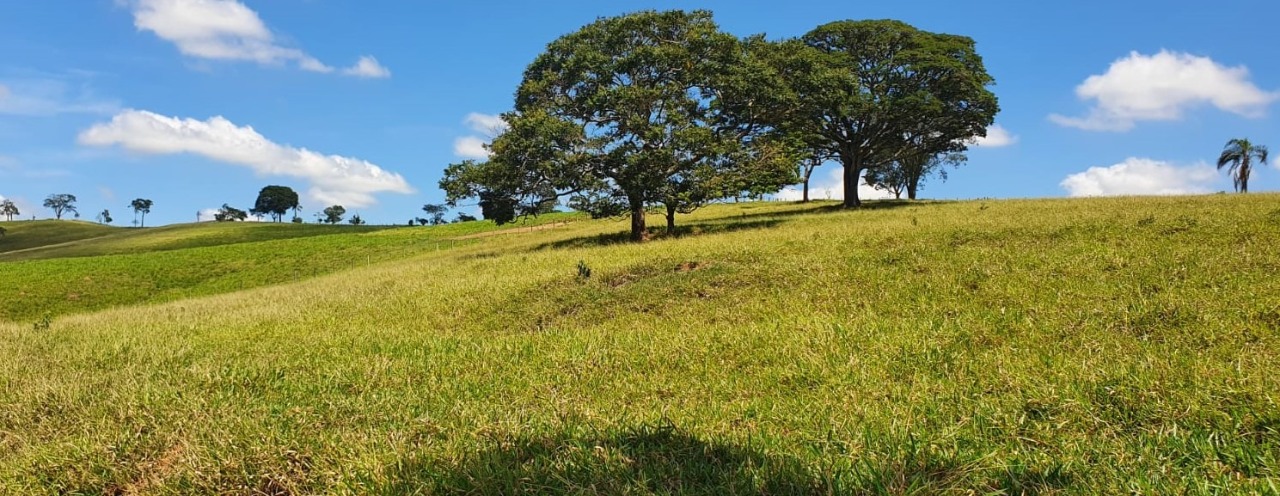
782,20,998,207
441,10,798,241
252,185,300,222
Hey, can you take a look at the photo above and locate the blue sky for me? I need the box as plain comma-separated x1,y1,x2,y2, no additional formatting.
2,0,1277,225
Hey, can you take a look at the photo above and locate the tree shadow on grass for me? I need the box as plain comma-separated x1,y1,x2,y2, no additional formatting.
385,421,827,495
707,199,955,225
534,219,785,251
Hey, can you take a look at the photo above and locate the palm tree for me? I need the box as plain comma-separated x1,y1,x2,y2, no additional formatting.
1217,138,1269,193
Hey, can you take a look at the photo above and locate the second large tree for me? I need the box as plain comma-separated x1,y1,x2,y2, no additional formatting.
785,20,999,207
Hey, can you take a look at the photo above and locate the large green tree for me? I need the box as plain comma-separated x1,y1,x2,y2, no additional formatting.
1217,138,1268,193
252,185,300,222
43,193,78,220
129,198,153,228
778,20,998,208
0,199,18,221
441,10,797,241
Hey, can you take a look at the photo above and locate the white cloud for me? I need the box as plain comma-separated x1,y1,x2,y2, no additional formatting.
774,166,896,202
196,208,219,222
1050,50,1279,132
129,0,383,77
453,136,490,160
342,56,391,79
464,113,508,135
452,113,509,159
970,124,1018,148
78,109,414,207
0,78,119,116
1060,157,1219,197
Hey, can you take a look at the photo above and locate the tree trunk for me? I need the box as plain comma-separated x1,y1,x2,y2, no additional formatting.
907,182,918,200
842,155,862,208
629,198,647,242
802,166,814,203
1241,160,1250,193
665,204,677,234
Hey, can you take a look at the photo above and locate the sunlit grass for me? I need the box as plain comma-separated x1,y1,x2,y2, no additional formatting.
0,220,118,254
0,213,580,322
0,195,1277,494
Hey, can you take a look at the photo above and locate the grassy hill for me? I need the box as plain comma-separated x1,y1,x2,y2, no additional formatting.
0,220,392,262
0,220,119,254
0,214,578,322
1,196,1277,494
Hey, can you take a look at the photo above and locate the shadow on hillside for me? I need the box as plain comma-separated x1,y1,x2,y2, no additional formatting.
715,199,952,224
381,421,827,495
534,219,784,250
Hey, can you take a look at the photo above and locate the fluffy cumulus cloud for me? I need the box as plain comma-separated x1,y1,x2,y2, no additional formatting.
452,113,509,159
452,136,490,160
1060,158,1220,197
970,124,1018,148
129,0,387,77
1050,50,1279,131
773,166,896,202
341,56,391,79
78,109,414,207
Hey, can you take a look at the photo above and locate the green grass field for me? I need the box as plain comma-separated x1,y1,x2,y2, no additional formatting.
1,196,1278,494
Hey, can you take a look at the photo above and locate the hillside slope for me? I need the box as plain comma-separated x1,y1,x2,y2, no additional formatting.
1,196,1277,494
0,221,393,262
0,220,119,254
0,213,580,322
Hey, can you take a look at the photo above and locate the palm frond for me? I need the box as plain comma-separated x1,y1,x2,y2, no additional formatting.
1217,150,1242,169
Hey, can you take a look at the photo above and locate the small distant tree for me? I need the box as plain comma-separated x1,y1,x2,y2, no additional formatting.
1217,138,1269,193
455,213,478,223
796,155,828,203
213,203,249,222
422,204,449,225
129,198,153,227
322,205,346,224
252,185,300,222
349,214,365,226
96,209,113,224
865,152,966,200
43,194,78,220
1,199,19,221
